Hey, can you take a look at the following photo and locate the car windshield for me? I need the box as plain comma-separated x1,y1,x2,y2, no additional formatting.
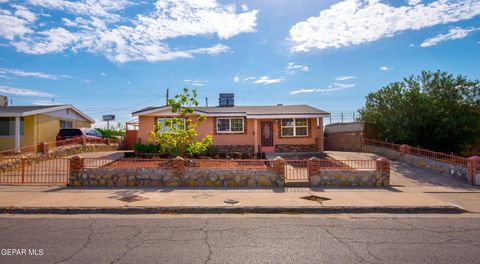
86,129,101,136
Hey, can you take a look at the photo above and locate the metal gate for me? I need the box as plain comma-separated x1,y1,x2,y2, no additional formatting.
284,160,309,184
0,158,70,184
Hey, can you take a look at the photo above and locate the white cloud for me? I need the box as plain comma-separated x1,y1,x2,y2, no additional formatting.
241,4,249,11
12,27,78,54
184,79,207,86
27,0,131,21
254,76,284,85
289,0,480,52
0,8,33,40
0,85,54,97
100,72,106,76
408,0,422,5
233,75,240,82
32,99,56,105
379,66,392,71
286,62,309,74
0,67,67,79
335,75,356,81
190,44,230,55
291,83,355,95
0,0,258,63
420,27,477,47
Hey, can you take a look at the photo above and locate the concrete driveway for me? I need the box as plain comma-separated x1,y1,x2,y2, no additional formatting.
326,151,480,212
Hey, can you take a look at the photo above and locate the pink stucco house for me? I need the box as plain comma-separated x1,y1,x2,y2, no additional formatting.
132,94,329,154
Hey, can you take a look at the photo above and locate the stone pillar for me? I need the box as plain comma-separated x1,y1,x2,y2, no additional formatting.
37,142,49,155
68,155,84,186
308,157,321,174
399,144,411,155
467,156,480,185
172,156,185,177
376,157,390,186
272,156,286,175
308,157,321,185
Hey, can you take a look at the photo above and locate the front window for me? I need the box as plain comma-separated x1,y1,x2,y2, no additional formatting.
60,120,73,129
156,118,186,132
281,118,308,137
0,117,24,136
217,118,244,133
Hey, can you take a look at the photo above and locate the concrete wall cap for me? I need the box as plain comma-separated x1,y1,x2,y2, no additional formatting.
71,155,83,159
376,157,389,162
273,156,285,161
467,156,480,161
308,157,320,161
174,156,184,160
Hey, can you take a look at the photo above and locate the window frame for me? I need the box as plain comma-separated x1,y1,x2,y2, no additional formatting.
0,117,24,137
155,117,186,133
60,120,73,129
216,117,244,133
280,118,308,137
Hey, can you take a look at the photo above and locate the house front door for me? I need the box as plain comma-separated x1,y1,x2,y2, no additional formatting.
260,121,274,149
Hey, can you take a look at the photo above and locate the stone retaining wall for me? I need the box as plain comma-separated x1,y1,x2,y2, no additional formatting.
310,170,386,187
275,144,318,152
362,144,467,181
70,166,284,187
47,144,121,158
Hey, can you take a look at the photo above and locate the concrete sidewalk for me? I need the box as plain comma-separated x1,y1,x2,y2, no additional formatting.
0,185,469,214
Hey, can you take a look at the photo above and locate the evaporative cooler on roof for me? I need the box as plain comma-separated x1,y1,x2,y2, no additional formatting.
218,93,234,107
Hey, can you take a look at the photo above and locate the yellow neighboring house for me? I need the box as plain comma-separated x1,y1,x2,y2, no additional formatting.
0,104,95,152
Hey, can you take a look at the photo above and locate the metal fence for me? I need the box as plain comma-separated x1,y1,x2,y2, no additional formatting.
0,158,69,184
284,160,309,182
362,138,467,166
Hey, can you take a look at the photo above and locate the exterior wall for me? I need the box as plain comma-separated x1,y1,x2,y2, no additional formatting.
0,115,36,150
137,115,156,144
325,131,363,151
363,145,467,181
37,114,91,144
136,115,324,153
0,108,93,151
324,122,364,151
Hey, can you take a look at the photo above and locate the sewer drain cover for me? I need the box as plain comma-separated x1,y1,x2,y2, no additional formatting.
301,195,331,204
224,199,239,204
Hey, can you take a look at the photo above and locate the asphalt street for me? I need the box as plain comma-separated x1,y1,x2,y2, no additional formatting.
0,215,479,264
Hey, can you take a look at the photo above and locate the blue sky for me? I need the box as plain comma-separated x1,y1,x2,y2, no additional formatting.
0,0,479,127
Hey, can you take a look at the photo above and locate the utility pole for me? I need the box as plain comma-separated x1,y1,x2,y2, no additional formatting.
205,97,208,107
166,88,169,106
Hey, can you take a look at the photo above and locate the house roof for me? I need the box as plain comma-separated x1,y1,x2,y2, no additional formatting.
0,104,95,123
132,104,330,118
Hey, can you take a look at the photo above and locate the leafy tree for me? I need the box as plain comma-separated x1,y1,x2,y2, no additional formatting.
149,88,212,157
97,122,126,139
359,70,480,153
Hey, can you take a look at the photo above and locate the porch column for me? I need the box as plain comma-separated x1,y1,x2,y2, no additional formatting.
14,116,20,152
254,119,258,153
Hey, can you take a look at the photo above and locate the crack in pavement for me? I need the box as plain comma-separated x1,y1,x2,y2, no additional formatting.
324,227,377,264
110,225,144,264
54,219,98,264
201,220,213,264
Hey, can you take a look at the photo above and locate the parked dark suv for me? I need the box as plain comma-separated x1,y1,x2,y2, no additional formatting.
56,128,103,141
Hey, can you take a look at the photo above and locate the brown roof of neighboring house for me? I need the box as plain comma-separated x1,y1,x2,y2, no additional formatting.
132,104,329,116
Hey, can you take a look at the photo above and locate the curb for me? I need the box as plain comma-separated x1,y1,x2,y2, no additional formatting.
0,206,466,215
